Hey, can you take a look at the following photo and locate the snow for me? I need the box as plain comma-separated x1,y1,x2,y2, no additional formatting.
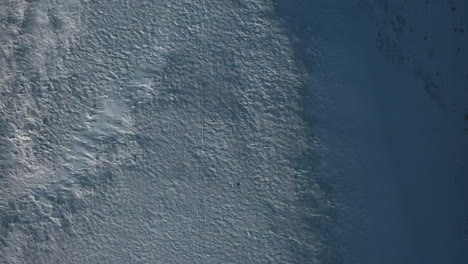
1,1,330,263
277,0,468,263
1,0,467,263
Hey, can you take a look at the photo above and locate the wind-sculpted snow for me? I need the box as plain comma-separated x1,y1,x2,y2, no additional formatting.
0,0,334,263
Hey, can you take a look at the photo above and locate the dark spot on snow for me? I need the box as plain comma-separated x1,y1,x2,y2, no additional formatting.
236,182,240,186
414,69,444,107
427,48,435,58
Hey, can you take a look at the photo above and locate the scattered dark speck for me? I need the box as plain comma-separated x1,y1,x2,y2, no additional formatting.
452,7,456,11
427,48,435,58
436,72,441,76
236,182,240,186
424,36,427,40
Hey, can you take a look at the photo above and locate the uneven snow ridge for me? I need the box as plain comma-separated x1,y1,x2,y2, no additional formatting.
0,1,333,263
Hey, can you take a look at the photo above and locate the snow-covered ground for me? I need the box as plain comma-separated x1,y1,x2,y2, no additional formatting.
277,0,468,263
1,0,467,263
1,1,330,263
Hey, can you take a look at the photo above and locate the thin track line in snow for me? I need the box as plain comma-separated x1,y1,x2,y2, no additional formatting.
196,1,207,262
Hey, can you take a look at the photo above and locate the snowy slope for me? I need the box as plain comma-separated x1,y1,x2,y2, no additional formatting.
1,1,333,263
277,0,468,263
1,0,466,263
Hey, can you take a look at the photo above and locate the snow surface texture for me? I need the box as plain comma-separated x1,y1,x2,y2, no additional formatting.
1,0,334,263
276,0,468,263
1,0,467,263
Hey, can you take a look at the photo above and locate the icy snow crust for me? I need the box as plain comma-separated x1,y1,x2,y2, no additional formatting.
0,0,333,263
